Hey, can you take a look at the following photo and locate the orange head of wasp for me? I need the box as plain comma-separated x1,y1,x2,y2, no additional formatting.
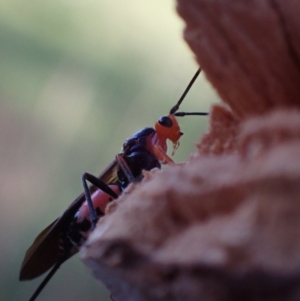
155,114,183,155
155,68,208,156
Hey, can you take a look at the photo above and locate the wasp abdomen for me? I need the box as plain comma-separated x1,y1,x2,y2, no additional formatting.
67,185,120,247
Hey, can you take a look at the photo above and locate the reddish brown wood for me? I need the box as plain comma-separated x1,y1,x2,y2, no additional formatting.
81,2,300,301
177,0,300,118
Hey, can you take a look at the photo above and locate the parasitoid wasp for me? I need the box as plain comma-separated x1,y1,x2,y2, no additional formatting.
20,68,208,301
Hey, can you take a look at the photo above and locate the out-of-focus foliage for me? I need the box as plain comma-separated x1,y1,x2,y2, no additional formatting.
0,1,217,301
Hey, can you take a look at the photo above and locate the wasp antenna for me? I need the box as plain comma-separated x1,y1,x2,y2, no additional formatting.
174,111,208,117
169,68,202,115
27,259,64,301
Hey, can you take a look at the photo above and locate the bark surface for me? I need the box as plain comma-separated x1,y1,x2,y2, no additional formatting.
81,1,300,300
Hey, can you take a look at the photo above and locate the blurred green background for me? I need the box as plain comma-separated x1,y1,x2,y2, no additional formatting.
0,0,217,300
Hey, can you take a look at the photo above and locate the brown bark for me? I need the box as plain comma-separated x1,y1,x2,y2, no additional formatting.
177,0,300,117
81,1,300,300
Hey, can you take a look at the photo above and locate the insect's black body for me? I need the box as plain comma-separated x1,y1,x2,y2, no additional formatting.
20,68,207,301
118,127,160,189
67,127,160,248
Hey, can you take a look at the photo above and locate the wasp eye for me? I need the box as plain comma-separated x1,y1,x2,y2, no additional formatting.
158,116,173,128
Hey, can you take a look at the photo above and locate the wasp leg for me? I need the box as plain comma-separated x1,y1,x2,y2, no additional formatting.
116,154,142,183
82,173,119,230
27,251,69,301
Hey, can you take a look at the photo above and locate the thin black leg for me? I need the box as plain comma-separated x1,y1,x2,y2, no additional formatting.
27,251,69,301
82,173,119,230
28,261,62,301
116,154,142,183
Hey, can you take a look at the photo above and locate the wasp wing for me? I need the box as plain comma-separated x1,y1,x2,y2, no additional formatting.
20,160,119,280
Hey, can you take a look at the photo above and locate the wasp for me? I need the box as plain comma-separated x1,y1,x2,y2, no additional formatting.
19,68,207,301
